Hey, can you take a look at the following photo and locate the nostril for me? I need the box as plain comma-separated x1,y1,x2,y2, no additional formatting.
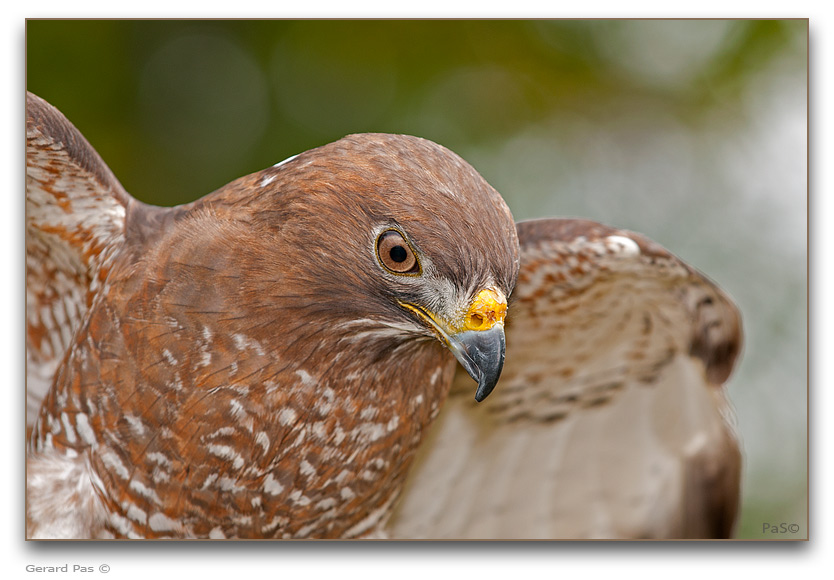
468,313,485,330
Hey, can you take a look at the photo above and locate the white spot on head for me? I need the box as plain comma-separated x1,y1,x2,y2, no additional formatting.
605,235,641,257
272,153,299,168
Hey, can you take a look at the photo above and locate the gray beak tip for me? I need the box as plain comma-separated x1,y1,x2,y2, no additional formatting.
449,326,506,403
474,380,496,403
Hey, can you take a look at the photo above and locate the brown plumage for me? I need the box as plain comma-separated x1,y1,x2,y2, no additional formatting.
26,92,742,539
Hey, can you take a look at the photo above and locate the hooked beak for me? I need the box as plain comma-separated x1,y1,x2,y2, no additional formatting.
446,325,506,401
400,287,507,402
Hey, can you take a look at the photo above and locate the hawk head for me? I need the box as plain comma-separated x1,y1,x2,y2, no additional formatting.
185,133,520,402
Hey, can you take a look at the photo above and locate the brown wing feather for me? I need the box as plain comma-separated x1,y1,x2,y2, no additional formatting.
26,92,133,426
513,218,742,386
391,217,742,539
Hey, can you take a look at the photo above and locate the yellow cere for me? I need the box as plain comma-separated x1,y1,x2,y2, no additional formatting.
463,288,507,332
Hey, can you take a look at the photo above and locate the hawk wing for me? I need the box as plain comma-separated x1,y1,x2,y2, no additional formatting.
390,218,743,539
25,92,132,427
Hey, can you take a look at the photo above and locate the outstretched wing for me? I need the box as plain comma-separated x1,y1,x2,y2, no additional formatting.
390,218,742,539
26,92,132,426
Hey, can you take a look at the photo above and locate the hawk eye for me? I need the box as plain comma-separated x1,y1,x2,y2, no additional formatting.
377,230,420,275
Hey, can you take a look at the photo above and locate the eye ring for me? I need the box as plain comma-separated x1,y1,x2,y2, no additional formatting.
376,229,421,275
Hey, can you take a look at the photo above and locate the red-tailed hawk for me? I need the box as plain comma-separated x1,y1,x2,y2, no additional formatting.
25,91,742,540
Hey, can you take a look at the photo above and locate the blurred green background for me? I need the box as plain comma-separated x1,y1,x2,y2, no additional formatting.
25,19,807,540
